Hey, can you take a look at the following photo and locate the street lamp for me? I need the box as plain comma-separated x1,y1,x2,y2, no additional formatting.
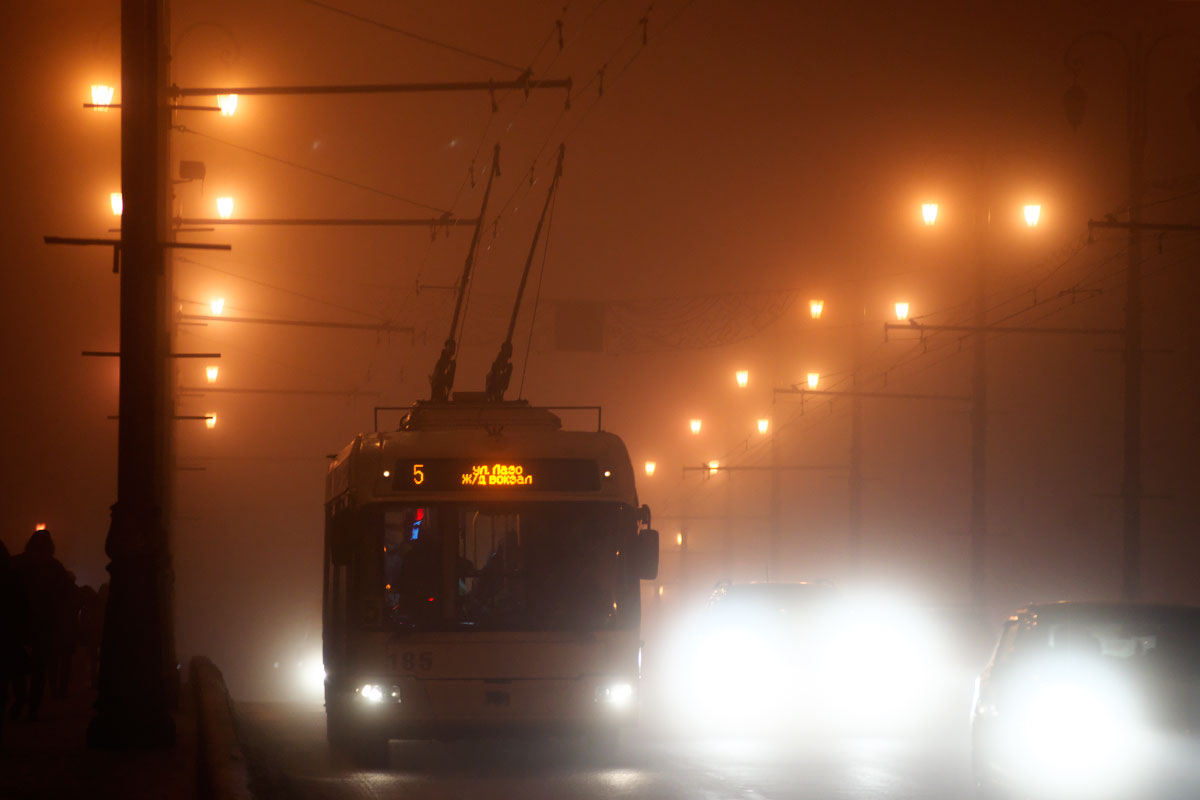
110,192,123,215
1023,204,1041,227
205,365,219,384
689,418,702,434
216,94,238,116
894,301,910,321
35,523,47,531
922,203,938,226
644,460,656,476
210,298,225,316
809,299,824,319
204,414,217,430
735,369,749,388
757,418,769,434
806,372,820,390
216,196,234,219
90,84,115,111
707,459,719,475
675,532,683,546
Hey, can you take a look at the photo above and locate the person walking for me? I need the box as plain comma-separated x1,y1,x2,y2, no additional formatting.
0,540,17,736
9,529,70,722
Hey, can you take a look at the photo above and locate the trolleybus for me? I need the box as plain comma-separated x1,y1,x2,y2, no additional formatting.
322,396,658,764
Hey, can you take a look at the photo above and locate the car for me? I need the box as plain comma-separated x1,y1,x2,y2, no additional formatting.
971,601,1200,799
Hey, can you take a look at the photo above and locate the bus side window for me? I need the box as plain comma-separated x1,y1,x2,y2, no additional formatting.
329,508,357,566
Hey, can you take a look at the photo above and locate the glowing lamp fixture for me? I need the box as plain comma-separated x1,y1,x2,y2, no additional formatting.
90,84,115,110
922,203,938,226
735,369,749,388
204,414,217,430
216,94,238,116
810,299,824,319
210,298,225,316
1024,204,1041,227
689,418,702,434
216,196,234,219
708,459,720,475
676,532,683,546
35,523,47,531
644,460,656,477
757,418,769,434
806,372,820,390
205,365,219,384
110,192,123,215
895,302,910,321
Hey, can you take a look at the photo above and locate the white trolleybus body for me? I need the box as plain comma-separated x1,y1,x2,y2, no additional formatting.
323,398,659,763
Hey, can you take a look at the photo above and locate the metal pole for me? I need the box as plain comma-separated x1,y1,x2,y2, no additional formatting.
1122,35,1147,601
849,310,864,574
969,193,989,612
90,0,175,748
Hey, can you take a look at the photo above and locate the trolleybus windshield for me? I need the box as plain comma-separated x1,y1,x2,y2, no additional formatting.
351,501,639,633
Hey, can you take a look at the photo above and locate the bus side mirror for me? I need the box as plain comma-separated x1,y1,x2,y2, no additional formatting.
634,529,659,580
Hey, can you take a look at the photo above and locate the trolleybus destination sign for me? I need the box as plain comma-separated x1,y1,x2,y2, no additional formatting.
391,458,602,492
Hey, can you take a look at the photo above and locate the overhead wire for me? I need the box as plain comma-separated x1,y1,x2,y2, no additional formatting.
176,125,450,214
295,0,526,72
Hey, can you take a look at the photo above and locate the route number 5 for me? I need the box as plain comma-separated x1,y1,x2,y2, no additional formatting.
412,463,425,485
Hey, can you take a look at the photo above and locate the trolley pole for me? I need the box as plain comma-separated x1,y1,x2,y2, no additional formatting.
90,0,175,748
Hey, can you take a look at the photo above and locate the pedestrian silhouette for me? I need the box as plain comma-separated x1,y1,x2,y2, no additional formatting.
0,539,17,737
9,529,70,722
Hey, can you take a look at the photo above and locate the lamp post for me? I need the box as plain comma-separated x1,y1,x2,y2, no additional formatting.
923,193,1041,610
1064,26,1200,601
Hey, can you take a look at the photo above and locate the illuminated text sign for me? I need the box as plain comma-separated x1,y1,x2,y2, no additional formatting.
392,459,600,492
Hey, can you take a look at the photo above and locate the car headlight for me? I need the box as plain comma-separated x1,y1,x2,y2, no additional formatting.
596,681,634,708
357,684,400,704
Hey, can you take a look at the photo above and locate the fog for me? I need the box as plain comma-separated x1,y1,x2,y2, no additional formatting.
1,0,1198,699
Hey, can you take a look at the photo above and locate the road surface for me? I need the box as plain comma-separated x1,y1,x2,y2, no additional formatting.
236,702,975,800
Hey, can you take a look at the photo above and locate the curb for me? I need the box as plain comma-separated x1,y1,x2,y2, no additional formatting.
191,656,255,800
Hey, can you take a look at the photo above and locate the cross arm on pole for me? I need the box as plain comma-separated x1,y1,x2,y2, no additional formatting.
884,321,1123,336
1088,219,1200,234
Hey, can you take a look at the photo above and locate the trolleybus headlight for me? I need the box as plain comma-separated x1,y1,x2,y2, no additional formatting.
357,684,400,704
597,681,634,708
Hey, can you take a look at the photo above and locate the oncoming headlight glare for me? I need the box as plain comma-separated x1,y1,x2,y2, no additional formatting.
597,681,634,707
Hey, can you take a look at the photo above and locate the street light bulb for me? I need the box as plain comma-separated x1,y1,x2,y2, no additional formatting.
807,372,820,390
210,298,225,316
205,414,217,430
216,196,234,219
90,84,115,110
895,301,910,321
644,460,656,476
707,459,719,475
205,365,219,384
1024,204,1041,227
110,192,123,215
689,419,702,434
676,532,683,546
217,94,238,116
922,203,938,226
809,299,824,319
658,585,664,597
757,418,769,434
735,370,749,388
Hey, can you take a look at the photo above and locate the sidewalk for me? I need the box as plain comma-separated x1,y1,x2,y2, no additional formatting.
0,680,197,800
